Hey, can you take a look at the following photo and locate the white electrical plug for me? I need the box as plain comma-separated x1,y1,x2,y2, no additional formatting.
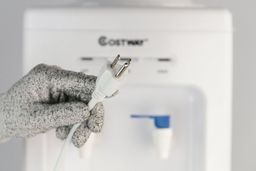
53,55,131,171
80,55,131,158
88,54,131,110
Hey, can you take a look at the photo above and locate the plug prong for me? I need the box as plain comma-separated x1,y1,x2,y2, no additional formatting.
111,54,121,69
115,58,131,78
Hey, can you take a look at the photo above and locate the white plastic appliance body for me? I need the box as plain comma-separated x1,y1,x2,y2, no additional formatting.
23,7,232,171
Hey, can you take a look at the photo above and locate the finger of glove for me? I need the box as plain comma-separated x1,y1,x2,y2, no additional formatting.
50,66,96,102
72,122,91,148
31,64,97,102
55,103,104,141
31,102,90,131
87,103,104,133
56,125,72,140
56,103,104,144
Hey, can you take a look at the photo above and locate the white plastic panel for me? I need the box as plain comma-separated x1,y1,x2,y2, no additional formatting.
89,86,205,171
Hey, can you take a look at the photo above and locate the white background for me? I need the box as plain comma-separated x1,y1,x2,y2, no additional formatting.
0,0,255,170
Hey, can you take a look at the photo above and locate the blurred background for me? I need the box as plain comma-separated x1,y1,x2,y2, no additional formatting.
0,0,255,170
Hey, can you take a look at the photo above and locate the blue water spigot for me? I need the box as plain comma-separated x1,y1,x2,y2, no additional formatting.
130,114,171,129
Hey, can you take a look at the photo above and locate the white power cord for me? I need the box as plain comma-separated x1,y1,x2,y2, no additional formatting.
53,55,131,171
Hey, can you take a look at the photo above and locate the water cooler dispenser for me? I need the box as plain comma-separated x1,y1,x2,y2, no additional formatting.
23,6,232,171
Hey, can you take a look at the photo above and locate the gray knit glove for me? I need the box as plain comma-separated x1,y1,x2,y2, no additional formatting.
0,64,104,147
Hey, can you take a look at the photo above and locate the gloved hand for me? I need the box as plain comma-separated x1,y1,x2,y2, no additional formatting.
0,64,104,147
